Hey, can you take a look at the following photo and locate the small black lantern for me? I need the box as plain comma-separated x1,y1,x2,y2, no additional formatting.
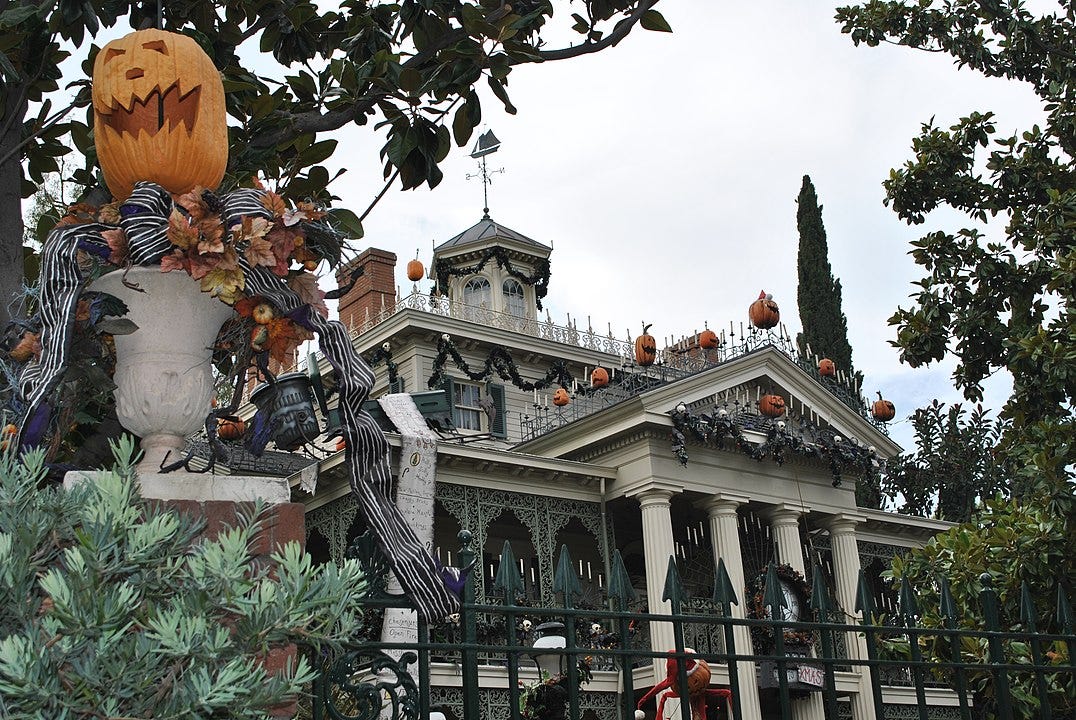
250,372,320,451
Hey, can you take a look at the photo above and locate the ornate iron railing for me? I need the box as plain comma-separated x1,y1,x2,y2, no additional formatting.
347,293,889,442
308,532,1076,720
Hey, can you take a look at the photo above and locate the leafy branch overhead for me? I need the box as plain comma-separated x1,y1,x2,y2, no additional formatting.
836,1,1076,501
3,0,671,204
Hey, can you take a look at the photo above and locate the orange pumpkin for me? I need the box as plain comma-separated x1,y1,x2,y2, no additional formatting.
698,328,720,350
217,416,246,440
635,323,657,367
93,29,228,201
748,290,780,330
590,367,609,388
8,332,39,362
872,393,896,422
759,394,786,417
818,358,836,377
552,388,570,406
407,250,425,282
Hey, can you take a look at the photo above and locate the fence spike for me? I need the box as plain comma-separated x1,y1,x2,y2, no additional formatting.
809,562,830,615
899,576,921,622
762,563,787,615
855,568,877,620
938,575,959,622
662,556,687,605
712,558,739,608
552,544,582,600
608,549,637,608
492,540,524,599
1058,583,1074,633
1019,581,1038,630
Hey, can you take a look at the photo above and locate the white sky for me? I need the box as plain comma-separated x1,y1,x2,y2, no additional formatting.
316,3,1044,451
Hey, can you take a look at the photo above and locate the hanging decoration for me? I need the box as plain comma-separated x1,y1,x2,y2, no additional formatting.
758,394,787,417
744,564,815,650
590,367,609,388
363,341,400,388
427,334,574,392
818,358,835,377
669,404,880,487
431,247,551,310
552,388,570,406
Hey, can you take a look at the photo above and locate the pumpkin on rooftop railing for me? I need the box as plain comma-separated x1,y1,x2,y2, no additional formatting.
635,323,657,367
758,394,786,418
93,28,228,201
698,327,720,350
748,290,780,330
590,367,609,388
818,358,836,377
553,388,570,406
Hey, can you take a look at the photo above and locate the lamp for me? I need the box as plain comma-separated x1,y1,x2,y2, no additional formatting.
530,621,567,678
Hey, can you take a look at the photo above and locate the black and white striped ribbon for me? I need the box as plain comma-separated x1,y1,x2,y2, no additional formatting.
19,182,460,622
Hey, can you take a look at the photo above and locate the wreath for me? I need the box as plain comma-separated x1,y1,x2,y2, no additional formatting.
744,564,815,650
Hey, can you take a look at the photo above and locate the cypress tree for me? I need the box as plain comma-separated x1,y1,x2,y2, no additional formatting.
795,175,856,380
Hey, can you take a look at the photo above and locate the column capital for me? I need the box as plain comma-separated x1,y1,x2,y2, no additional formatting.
823,511,867,536
699,492,750,516
629,485,678,507
762,502,810,527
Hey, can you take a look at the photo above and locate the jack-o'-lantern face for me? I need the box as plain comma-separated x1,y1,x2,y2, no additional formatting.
93,29,227,201
759,394,786,417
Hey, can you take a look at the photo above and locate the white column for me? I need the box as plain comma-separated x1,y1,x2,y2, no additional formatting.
826,513,876,720
702,493,762,720
635,487,678,677
765,505,824,720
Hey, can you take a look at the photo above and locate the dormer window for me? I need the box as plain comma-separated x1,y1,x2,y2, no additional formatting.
463,277,491,308
503,278,525,318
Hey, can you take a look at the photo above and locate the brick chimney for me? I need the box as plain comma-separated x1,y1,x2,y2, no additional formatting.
336,248,397,333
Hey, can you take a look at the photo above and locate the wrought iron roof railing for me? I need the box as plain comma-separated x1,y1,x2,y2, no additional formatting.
347,292,888,440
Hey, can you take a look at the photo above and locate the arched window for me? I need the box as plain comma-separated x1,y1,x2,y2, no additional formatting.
502,278,525,317
463,277,491,308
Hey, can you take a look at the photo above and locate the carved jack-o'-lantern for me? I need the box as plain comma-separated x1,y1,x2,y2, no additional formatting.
818,358,836,377
749,290,780,330
553,388,570,406
590,367,609,388
93,29,228,201
698,328,720,350
759,394,786,417
635,323,657,367
872,393,896,422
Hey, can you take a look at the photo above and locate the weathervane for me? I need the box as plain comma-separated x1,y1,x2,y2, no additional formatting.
467,129,503,219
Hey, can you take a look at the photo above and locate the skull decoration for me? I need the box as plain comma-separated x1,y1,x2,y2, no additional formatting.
92,29,228,201
519,619,533,633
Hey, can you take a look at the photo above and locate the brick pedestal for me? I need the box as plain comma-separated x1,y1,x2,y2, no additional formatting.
159,499,307,719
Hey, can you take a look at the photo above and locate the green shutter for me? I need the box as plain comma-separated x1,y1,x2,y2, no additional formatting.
441,375,458,428
488,383,507,439
389,376,404,394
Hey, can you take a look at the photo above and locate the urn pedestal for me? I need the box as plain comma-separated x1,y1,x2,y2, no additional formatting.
72,267,289,504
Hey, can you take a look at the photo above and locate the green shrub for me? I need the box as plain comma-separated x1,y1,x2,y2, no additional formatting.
0,437,367,718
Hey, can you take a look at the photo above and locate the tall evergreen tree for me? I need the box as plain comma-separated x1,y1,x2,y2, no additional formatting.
795,175,857,379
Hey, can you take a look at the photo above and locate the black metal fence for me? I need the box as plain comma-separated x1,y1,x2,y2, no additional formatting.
308,533,1076,720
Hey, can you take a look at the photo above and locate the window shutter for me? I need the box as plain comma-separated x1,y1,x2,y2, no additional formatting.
441,375,458,427
488,383,507,438
389,375,404,394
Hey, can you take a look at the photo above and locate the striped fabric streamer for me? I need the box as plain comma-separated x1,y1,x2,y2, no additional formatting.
19,182,460,622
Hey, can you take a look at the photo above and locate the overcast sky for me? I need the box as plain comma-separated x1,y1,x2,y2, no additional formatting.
309,2,1047,451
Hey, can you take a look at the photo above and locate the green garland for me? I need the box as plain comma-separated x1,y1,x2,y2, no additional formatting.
669,406,880,487
363,342,399,387
427,335,573,391
745,564,815,650
431,246,551,310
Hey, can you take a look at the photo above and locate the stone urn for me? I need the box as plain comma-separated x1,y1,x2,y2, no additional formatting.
90,267,233,474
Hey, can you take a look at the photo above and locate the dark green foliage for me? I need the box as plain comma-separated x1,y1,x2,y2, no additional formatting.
0,438,369,718
835,2,1076,505
795,175,857,381
882,401,1008,522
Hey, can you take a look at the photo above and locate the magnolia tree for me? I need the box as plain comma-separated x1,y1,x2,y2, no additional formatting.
0,0,671,321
